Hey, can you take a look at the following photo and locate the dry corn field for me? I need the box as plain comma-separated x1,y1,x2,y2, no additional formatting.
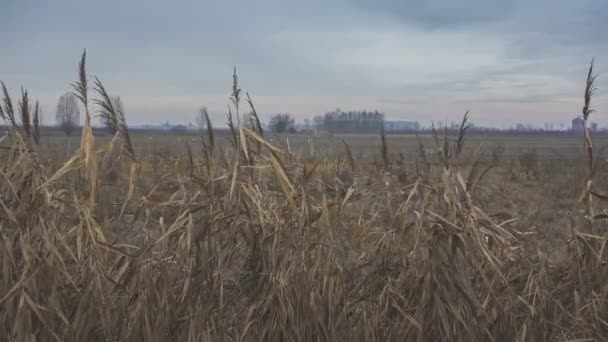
1,53,608,342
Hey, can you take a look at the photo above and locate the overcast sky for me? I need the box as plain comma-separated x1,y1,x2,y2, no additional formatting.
1,0,607,127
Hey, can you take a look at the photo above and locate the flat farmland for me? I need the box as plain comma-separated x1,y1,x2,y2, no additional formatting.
40,131,607,161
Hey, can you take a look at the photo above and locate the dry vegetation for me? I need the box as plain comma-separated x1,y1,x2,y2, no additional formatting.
1,52,608,341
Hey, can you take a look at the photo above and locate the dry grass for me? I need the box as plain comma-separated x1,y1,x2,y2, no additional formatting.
0,56,607,342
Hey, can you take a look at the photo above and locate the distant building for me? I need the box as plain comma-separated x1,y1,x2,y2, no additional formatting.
171,124,188,132
570,117,601,133
384,120,419,132
161,121,172,131
591,122,599,131
156,121,195,132
572,116,584,133
138,124,157,129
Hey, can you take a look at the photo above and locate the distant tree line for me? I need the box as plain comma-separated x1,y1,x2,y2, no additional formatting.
314,109,385,133
269,113,296,133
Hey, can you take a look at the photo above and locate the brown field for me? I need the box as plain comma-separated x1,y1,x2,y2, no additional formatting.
43,130,608,159
2,54,608,341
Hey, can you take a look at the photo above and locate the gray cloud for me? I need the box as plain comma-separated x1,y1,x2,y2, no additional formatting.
1,0,607,126
353,0,516,29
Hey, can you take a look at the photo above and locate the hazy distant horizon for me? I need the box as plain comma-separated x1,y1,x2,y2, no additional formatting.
2,0,607,127
23,114,592,131
120,113,591,131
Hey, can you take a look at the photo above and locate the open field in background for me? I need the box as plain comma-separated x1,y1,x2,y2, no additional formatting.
42,131,608,160
39,130,608,250
2,53,608,341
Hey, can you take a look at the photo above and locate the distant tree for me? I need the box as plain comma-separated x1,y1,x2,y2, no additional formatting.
98,95,123,134
269,113,295,133
244,115,256,130
195,111,206,130
56,92,80,136
34,105,44,128
313,115,325,132
303,118,312,131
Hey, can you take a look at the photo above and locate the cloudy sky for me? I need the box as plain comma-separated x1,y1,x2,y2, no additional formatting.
1,0,607,127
